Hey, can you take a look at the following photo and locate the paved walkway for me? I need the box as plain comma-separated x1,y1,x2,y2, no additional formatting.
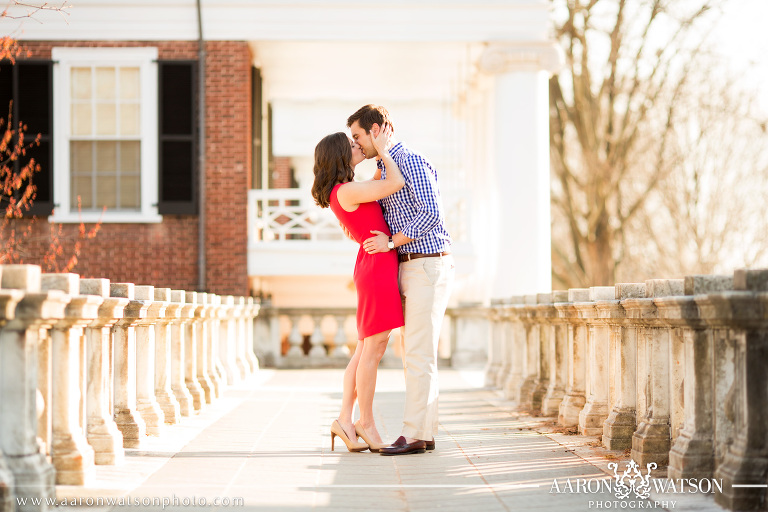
55,369,722,512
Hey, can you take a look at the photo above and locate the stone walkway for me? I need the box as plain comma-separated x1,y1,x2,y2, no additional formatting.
55,369,723,512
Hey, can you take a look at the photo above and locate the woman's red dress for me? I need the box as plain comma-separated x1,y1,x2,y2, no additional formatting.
330,183,404,340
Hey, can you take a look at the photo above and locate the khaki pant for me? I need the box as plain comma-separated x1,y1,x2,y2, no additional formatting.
398,254,455,440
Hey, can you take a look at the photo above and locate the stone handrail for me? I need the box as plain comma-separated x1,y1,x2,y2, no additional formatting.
477,269,768,511
0,265,260,512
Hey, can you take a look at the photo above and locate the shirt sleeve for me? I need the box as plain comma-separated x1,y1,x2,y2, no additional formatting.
398,152,442,241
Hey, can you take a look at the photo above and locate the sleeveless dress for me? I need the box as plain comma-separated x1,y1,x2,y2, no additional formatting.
330,183,404,340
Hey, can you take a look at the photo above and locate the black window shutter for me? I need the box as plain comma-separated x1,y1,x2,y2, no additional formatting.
0,60,53,217
158,61,198,215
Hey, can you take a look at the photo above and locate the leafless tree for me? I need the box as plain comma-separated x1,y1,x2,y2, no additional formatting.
620,68,768,281
549,0,727,288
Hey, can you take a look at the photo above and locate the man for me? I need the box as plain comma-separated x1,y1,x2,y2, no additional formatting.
347,104,454,456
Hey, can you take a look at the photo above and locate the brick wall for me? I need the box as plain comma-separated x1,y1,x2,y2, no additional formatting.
14,40,251,296
271,156,293,188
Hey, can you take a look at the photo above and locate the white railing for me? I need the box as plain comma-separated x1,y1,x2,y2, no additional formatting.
248,188,343,244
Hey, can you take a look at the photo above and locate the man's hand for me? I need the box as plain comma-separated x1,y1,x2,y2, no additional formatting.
340,222,354,241
363,230,389,254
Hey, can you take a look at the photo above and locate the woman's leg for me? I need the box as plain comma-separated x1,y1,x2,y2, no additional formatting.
338,340,363,439
356,330,391,444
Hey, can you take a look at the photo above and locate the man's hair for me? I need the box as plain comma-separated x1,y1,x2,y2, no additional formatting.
346,104,393,133
311,132,355,208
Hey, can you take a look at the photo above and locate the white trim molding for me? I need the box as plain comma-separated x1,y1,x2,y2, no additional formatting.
51,47,161,224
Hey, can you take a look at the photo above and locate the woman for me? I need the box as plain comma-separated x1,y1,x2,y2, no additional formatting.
311,126,404,452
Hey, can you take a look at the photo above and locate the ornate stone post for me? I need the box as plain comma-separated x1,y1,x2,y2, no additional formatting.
0,270,24,512
702,269,768,510
170,290,193,416
542,291,569,416
517,295,540,409
484,301,504,387
630,279,684,467
182,291,205,411
219,296,241,384
0,265,66,509
207,294,226,399
666,275,732,480
80,279,125,464
41,273,101,485
531,293,554,411
195,293,215,405
152,287,180,425
110,283,148,448
577,287,614,436
134,286,165,435
502,298,527,402
244,296,260,373
602,283,645,450
557,288,589,426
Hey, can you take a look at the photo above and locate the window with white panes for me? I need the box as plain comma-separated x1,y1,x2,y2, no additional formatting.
53,47,160,223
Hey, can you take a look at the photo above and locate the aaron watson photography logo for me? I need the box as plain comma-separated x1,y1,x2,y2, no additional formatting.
549,459,723,509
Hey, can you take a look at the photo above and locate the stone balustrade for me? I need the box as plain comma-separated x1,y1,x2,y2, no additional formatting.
0,265,260,512
478,268,768,511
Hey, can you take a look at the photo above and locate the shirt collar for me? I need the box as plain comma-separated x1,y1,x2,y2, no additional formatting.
377,142,405,168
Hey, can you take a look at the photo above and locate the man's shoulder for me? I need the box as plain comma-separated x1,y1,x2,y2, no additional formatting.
391,142,432,168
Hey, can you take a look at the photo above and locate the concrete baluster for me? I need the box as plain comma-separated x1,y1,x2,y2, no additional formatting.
0,264,66,510
170,290,193,416
706,269,768,510
110,283,148,448
244,296,260,373
542,290,569,416
502,297,526,400
179,291,204,411
666,275,732,480
0,447,13,512
285,313,303,358
557,288,589,427
630,279,684,467
133,285,165,435
329,314,350,359
515,295,539,408
41,273,101,485
207,294,226,398
484,301,504,387
0,267,23,512
531,293,553,411
219,296,242,384
152,287,180,425
230,297,249,379
195,293,215,404
80,279,125,464
602,283,645,450
576,287,614,436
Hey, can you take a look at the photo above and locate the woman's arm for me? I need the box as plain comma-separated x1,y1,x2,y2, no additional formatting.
336,124,404,211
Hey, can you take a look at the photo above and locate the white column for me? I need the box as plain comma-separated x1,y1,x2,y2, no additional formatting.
80,278,125,465
41,273,101,485
478,43,561,299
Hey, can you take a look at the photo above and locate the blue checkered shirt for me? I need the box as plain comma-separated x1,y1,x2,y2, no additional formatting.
377,142,452,255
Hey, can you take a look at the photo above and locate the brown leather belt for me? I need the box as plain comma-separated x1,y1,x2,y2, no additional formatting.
399,252,451,263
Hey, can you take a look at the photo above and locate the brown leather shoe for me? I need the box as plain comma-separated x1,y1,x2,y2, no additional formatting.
380,436,426,456
425,438,435,451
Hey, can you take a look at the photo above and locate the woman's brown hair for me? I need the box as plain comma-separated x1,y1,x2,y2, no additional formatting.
311,132,355,208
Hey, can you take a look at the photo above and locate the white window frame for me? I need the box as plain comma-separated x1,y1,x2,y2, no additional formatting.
51,47,162,223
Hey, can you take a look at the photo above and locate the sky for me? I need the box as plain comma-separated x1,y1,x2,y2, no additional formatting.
713,0,768,113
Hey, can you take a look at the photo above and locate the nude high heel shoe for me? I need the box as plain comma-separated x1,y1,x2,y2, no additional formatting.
354,421,387,453
331,420,368,452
